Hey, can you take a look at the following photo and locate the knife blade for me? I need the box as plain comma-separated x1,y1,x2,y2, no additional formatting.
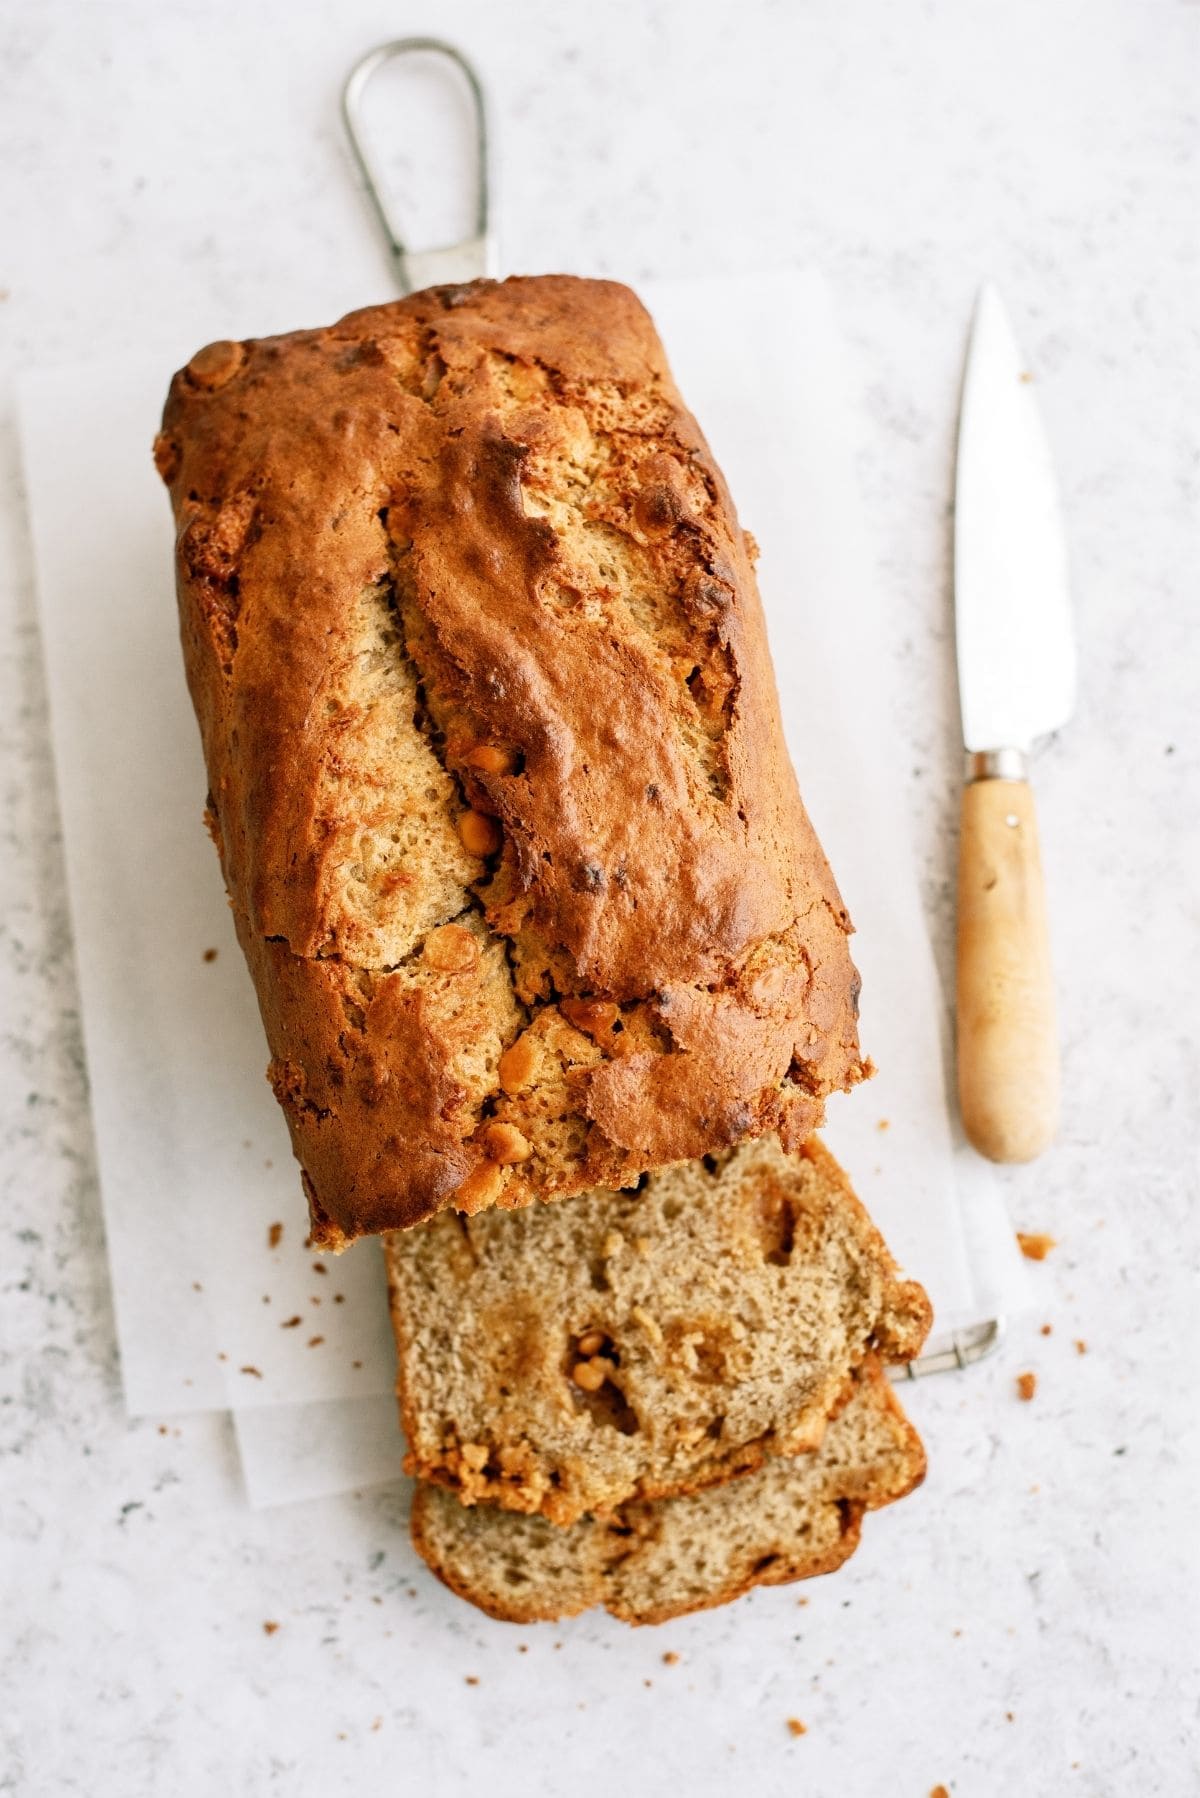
953,287,1074,1164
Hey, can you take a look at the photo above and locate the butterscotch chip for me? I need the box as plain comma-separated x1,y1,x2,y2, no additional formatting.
1016,1232,1057,1261
571,1358,609,1393
1016,1372,1037,1402
422,924,480,973
483,1122,532,1164
576,1329,606,1357
457,810,503,857
497,1034,537,1093
456,1161,506,1213
185,339,246,391
462,744,519,776
560,997,619,1036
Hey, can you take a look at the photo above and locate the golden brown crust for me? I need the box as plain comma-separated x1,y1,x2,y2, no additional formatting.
160,276,865,1242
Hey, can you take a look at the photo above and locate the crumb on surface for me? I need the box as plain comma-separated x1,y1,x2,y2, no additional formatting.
203,947,218,962
662,1651,680,1666
334,1293,345,1303
192,1281,203,1292
876,1118,890,1132
240,1365,263,1378
1075,1339,1088,1355
786,1718,807,1738
1040,1323,1052,1335
931,1787,950,1798
352,1359,363,1369
262,1621,279,1636
796,1597,809,1607
157,1424,168,1435
1016,1371,1037,1402
308,1336,325,1348
1017,1232,1056,1261
268,1222,283,1249
313,1261,328,1276
465,1676,479,1686
282,1315,302,1329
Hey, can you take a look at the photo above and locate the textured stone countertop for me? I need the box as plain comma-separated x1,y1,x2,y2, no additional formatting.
1,2,1196,1793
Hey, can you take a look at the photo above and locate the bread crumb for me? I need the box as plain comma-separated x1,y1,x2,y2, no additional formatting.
1019,370,1034,383
1016,1232,1056,1261
371,1718,382,1732
662,1651,680,1666
334,1293,345,1304
464,1676,479,1686
1006,1711,1015,1721
352,1359,363,1369
203,947,218,962
313,1261,328,1276
644,1678,652,1687
157,1424,168,1435
1075,1339,1088,1355
240,1365,262,1378
308,1336,325,1348
268,1222,283,1249
876,1118,890,1132
1040,1323,1052,1335
930,1787,950,1798
262,1621,279,1636
517,1645,528,1654
281,1315,302,1329
192,1281,203,1292
1016,1371,1037,1401
796,1597,809,1607
786,1718,807,1738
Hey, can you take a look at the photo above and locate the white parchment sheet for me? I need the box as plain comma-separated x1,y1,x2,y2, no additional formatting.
20,269,1026,1504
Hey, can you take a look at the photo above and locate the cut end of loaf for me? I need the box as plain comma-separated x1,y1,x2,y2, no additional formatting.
385,1132,931,1524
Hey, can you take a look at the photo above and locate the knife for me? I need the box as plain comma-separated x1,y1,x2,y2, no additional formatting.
954,286,1075,1163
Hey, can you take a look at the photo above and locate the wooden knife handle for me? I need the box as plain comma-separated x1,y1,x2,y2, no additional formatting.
956,776,1060,1162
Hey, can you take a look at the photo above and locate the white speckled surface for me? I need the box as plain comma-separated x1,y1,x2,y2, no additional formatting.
1,3,1197,1793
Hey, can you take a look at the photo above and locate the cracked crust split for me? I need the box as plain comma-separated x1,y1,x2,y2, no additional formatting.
158,275,867,1245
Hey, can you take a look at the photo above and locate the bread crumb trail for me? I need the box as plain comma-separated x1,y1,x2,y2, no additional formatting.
1016,1372,1037,1402
1017,1232,1056,1261
262,1621,279,1636
786,1718,807,1738
268,1222,283,1249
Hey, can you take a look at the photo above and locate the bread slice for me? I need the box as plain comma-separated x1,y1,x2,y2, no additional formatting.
158,274,867,1246
410,1359,924,1624
385,1135,930,1526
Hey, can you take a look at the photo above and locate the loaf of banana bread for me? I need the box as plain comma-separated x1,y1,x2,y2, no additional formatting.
158,275,866,1245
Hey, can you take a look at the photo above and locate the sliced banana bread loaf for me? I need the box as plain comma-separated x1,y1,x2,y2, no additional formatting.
411,1359,924,1624
385,1135,930,1525
158,275,866,1246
